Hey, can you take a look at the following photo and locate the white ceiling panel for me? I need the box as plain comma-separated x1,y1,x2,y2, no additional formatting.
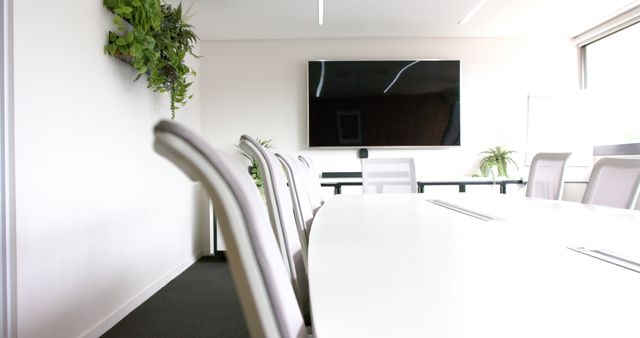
180,0,640,40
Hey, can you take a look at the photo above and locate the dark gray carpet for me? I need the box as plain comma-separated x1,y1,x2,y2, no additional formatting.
102,256,249,338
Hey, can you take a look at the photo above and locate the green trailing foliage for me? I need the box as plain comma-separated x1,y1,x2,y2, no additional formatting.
479,146,518,180
104,0,198,119
235,138,274,191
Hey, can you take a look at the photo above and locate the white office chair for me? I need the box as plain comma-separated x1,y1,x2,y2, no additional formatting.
153,121,306,338
525,152,571,200
277,153,315,242
361,158,417,194
297,155,325,213
239,135,310,322
582,157,640,209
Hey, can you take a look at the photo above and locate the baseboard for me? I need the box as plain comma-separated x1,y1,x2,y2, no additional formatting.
80,251,204,338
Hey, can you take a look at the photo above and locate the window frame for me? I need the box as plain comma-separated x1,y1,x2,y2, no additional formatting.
1,0,16,336
575,6,640,152
576,6,640,89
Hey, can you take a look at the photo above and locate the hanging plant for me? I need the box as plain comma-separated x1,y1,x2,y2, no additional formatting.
103,0,198,119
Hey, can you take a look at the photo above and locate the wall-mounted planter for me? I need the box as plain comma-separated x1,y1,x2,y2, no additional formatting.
103,0,198,119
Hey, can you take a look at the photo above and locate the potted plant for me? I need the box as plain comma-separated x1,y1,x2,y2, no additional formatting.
103,0,198,119
479,146,518,179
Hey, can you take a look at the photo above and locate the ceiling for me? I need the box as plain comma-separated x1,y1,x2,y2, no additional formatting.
181,0,639,40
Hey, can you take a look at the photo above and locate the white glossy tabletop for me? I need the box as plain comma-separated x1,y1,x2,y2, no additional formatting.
308,193,640,338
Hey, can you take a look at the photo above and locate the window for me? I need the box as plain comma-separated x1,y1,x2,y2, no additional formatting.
581,21,640,146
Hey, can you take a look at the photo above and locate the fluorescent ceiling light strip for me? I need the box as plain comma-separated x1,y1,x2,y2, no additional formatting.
384,60,419,94
458,0,489,25
318,0,324,25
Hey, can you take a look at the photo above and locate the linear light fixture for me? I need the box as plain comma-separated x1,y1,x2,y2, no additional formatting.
318,0,324,25
458,0,489,25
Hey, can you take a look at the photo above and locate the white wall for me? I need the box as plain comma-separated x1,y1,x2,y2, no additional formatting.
201,38,579,179
13,1,205,337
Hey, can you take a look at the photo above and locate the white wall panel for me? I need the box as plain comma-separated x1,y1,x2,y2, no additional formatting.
13,1,204,337
200,38,580,181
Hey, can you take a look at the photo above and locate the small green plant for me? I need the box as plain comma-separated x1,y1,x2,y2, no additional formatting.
236,138,274,190
479,146,518,179
104,0,198,119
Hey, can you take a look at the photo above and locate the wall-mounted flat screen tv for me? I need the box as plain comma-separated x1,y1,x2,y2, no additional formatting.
308,60,460,147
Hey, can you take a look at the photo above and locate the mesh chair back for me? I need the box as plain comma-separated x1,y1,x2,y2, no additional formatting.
525,152,571,200
361,158,417,194
582,157,640,209
277,153,314,243
239,136,310,320
297,155,325,213
153,121,305,338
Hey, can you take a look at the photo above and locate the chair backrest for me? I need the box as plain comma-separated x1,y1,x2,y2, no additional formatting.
238,135,310,320
582,157,640,209
361,158,417,194
297,155,325,213
277,153,314,243
153,121,305,338
525,152,571,200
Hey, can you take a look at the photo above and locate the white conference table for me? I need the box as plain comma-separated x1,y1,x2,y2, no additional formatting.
308,193,640,338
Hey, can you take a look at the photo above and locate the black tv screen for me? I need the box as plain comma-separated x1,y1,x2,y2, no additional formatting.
308,60,460,147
